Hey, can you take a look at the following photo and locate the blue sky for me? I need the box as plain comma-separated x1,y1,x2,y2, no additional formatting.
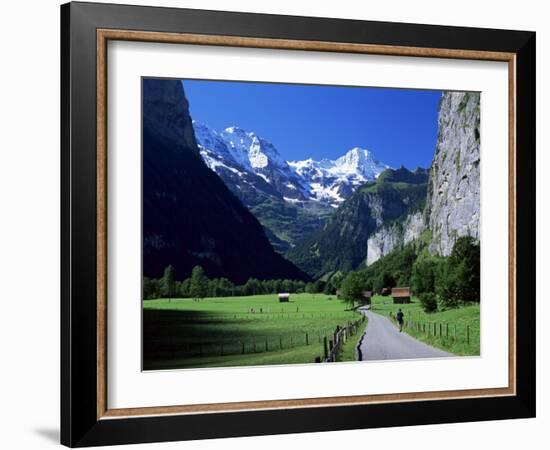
182,79,442,169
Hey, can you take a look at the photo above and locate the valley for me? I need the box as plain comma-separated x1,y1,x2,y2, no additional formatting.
142,78,481,369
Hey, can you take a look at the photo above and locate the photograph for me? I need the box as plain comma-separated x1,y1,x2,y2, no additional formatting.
54,1,537,446
142,78,481,370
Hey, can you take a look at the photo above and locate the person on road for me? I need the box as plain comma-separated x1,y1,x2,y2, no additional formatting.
396,308,404,332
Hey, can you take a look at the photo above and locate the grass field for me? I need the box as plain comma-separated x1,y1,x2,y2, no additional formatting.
370,295,480,356
143,293,362,369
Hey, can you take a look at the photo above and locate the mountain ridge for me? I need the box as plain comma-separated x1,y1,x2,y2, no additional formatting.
193,120,390,209
286,167,429,278
142,79,309,283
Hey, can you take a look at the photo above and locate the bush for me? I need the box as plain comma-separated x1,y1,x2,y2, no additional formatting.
419,292,438,313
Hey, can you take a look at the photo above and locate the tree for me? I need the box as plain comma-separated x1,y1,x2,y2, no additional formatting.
273,279,283,293
419,292,438,313
323,281,336,295
313,279,325,293
217,278,234,297
340,272,364,307
143,277,160,300
282,279,294,293
179,278,191,297
208,278,220,297
437,237,480,307
374,271,396,293
262,279,274,294
189,265,208,301
330,272,344,289
244,278,261,296
161,265,176,301
411,255,441,294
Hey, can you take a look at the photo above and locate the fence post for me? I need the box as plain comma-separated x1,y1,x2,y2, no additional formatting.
280,336,282,350
323,336,328,359
467,325,470,344
454,324,457,339
242,342,245,354
306,333,309,345
439,323,442,337
446,323,449,338
433,322,436,336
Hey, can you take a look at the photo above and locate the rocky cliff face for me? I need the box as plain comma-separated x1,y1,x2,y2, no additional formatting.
363,92,480,264
426,92,480,256
366,211,425,265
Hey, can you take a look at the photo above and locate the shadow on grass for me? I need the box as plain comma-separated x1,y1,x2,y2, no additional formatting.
143,309,290,370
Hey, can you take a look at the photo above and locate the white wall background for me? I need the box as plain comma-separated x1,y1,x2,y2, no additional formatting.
0,1,545,449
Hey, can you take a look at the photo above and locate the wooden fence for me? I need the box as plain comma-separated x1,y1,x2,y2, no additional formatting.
388,312,474,344
144,315,367,362
145,324,346,360
322,315,366,362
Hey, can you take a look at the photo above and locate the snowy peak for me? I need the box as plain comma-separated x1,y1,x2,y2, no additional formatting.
196,123,287,171
192,120,391,209
332,147,388,179
334,147,374,169
287,147,389,206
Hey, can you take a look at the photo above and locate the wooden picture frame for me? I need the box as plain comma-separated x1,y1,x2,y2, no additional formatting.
61,1,535,447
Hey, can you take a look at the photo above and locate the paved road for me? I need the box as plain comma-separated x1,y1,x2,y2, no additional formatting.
357,307,452,361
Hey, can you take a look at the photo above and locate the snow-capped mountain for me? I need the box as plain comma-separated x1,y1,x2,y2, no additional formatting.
289,147,390,206
193,120,390,209
193,121,308,202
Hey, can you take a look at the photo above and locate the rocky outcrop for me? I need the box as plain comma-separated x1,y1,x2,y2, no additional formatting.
366,211,425,265
426,92,480,256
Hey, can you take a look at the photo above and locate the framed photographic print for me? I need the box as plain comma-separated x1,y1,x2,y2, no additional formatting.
61,1,536,447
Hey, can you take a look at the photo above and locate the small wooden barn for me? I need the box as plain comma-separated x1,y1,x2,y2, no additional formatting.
362,291,373,304
391,287,411,304
278,293,290,302
380,287,391,296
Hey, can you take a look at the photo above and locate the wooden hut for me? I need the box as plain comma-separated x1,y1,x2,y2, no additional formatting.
362,290,373,304
380,287,391,296
278,293,290,302
391,287,411,304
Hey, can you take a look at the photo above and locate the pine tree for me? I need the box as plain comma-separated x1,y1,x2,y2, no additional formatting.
161,265,176,302
189,265,208,301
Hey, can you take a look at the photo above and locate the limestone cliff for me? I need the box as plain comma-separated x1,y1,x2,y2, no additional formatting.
426,92,480,256
364,91,480,265
366,212,425,265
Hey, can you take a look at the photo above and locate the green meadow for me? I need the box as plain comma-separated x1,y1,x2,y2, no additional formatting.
143,293,362,370
370,295,480,356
